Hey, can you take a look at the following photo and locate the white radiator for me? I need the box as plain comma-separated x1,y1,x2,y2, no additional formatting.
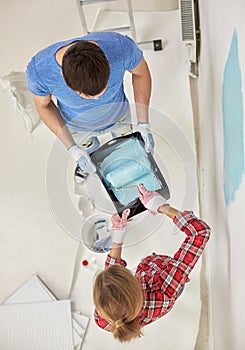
179,0,197,67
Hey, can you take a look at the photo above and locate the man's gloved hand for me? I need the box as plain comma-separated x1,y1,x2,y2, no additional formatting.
68,143,96,174
136,122,155,153
138,183,169,214
111,209,130,245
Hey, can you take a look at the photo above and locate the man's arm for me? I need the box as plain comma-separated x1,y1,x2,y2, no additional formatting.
32,94,75,149
33,94,96,173
129,57,151,123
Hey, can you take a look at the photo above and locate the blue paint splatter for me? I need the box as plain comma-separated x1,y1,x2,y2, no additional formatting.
222,29,245,206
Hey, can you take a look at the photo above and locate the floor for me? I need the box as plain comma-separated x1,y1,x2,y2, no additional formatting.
0,2,203,349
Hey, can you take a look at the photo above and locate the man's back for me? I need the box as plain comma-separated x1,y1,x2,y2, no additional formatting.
26,32,143,131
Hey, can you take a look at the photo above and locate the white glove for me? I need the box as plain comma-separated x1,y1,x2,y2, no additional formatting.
138,183,169,214
68,143,96,173
111,209,130,245
136,122,155,153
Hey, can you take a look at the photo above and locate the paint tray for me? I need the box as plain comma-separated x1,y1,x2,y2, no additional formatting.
90,132,170,218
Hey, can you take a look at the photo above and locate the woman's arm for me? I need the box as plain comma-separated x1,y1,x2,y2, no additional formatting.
104,209,130,268
108,243,123,260
137,183,211,295
158,205,180,219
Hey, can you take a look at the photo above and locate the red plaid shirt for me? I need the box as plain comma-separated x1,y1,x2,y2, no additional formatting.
94,211,210,330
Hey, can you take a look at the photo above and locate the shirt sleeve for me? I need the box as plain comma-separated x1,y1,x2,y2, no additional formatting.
157,211,211,297
118,34,143,71
104,254,127,268
26,57,50,96
94,310,112,332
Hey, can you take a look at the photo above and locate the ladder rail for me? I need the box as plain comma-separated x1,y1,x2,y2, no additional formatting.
126,0,137,41
87,26,132,34
76,0,89,34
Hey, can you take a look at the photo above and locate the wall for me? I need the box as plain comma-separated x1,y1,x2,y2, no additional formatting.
198,0,245,349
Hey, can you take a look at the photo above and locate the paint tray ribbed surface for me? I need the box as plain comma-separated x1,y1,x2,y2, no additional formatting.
90,132,170,217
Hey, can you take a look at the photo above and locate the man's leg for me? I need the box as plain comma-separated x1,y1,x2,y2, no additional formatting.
109,109,132,139
70,130,100,152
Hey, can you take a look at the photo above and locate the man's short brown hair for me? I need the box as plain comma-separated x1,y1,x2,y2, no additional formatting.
62,41,110,96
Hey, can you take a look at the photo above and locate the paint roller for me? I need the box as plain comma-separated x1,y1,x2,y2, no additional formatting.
105,159,150,189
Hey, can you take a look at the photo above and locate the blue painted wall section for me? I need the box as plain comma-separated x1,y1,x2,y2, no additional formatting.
222,29,245,206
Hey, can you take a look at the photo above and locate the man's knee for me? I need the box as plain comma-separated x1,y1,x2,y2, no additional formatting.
82,136,100,154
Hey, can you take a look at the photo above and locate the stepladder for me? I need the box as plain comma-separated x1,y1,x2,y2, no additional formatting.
75,0,163,51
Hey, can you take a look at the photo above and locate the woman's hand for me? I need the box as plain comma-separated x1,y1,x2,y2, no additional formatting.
138,183,169,214
111,209,130,245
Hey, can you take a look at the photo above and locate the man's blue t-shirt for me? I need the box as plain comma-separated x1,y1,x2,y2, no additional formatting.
26,32,143,132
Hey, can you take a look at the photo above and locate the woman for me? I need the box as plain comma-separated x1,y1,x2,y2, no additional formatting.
93,184,211,342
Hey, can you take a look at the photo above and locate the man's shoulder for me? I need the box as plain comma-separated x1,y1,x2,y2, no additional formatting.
32,37,84,62
88,31,121,40
87,31,127,46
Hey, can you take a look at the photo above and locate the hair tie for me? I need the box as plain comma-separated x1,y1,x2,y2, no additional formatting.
114,319,124,329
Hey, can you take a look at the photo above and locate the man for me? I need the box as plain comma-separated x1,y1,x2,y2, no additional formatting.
26,31,154,182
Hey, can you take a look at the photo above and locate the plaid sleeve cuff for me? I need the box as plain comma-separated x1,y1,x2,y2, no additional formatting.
105,254,127,268
173,210,211,238
173,210,196,228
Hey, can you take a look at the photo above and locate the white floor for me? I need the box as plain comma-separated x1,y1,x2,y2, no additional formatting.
0,2,202,349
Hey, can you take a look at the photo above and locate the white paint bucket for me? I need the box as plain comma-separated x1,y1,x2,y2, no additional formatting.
80,213,112,253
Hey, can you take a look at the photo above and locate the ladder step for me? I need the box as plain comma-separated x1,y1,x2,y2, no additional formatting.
80,0,117,6
88,26,132,34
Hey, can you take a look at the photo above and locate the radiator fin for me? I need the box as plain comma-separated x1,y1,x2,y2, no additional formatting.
180,0,194,41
